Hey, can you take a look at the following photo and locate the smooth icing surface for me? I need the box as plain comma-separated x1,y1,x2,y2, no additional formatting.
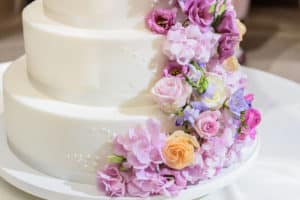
4,57,172,184
23,0,166,106
43,0,168,29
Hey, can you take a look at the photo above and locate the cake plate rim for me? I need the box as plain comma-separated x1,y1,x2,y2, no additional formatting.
0,114,260,200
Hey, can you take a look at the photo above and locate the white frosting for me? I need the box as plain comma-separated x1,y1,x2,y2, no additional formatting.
43,0,167,29
23,0,166,106
4,57,173,184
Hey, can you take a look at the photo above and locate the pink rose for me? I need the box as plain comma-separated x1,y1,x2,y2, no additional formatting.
194,110,222,138
244,108,261,129
152,77,192,113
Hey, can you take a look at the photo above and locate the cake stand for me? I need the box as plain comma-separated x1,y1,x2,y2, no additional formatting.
0,114,260,200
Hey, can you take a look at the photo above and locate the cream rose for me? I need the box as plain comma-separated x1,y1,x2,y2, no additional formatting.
201,74,228,109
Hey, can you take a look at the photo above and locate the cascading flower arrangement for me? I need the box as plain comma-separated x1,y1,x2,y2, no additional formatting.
97,0,261,197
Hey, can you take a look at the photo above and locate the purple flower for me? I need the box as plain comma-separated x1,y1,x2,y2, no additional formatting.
216,10,238,34
146,8,177,35
113,120,166,169
182,0,215,29
218,33,239,62
228,88,250,117
97,164,126,197
163,61,189,78
217,10,240,62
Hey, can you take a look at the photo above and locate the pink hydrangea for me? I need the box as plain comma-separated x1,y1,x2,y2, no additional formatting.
97,164,126,197
164,23,220,65
113,120,166,169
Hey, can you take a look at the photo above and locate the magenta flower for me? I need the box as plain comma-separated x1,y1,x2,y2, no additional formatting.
146,8,177,35
163,61,189,78
97,164,126,197
183,0,215,29
244,108,261,129
113,120,166,169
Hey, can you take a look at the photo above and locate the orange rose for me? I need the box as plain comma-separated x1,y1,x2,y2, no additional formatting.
162,131,199,170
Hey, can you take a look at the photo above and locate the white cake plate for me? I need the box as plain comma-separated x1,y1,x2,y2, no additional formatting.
0,114,260,200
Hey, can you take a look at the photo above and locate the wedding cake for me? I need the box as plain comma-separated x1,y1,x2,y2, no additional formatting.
3,0,261,198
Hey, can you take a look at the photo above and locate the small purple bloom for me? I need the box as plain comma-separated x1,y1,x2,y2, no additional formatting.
97,164,126,197
163,61,189,78
175,106,200,126
191,101,208,112
228,88,250,116
146,8,177,35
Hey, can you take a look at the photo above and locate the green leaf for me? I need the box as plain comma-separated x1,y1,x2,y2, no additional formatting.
119,165,129,172
218,4,226,16
209,3,216,13
108,155,126,164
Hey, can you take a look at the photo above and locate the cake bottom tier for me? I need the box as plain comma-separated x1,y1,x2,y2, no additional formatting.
3,57,172,184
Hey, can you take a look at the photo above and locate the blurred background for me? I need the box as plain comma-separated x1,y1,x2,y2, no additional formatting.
0,0,300,82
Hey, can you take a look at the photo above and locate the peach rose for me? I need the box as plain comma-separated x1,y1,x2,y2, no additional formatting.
236,19,247,41
224,56,240,72
162,131,199,170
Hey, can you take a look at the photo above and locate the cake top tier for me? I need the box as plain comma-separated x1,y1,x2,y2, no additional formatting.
43,0,168,30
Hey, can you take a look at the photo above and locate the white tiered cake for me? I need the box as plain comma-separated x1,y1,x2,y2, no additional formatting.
4,0,171,184
3,0,262,198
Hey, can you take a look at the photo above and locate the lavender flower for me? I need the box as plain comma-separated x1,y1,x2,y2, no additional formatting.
228,88,249,117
